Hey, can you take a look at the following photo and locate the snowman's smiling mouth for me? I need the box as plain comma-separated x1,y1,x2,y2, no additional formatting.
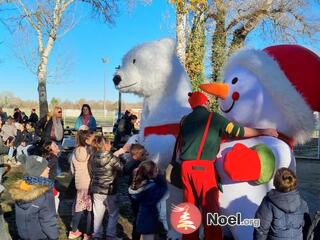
221,91,240,113
221,100,236,113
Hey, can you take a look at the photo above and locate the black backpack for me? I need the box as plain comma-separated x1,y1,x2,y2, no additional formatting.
112,118,122,135
307,211,320,240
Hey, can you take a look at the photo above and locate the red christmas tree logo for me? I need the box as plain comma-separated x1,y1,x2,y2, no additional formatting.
170,202,202,234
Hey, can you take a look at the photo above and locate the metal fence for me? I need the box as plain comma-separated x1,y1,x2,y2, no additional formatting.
62,109,117,128
63,109,142,129
294,112,320,160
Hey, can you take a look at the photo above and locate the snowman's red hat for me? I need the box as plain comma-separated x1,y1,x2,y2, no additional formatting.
223,45,320,144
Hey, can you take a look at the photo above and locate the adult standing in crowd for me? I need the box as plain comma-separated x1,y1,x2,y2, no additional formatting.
113,114,138,149
13,108,22,123
0,117,17,142
113,110,131,132
178,91,278,240
0,107,8,127
37,106,64,145
75,104,97,131
21,112,29,124
29,109,39,126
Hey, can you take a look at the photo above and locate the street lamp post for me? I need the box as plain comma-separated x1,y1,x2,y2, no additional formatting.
118,91,122,120
102,57,109,119
115,65,122,120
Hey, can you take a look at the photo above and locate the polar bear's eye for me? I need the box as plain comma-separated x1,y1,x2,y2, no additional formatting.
133,59,136,64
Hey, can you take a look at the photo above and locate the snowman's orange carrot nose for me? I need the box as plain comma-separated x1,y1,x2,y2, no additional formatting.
199,82,229,100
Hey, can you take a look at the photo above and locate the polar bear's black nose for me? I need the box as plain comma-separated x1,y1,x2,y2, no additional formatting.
113,75,122,86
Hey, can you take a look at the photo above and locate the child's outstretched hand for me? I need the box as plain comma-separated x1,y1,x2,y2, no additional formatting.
262,128,278,137
113,148,125,157
122,144,131,152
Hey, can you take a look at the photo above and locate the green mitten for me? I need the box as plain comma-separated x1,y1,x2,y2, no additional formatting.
251,144,275,184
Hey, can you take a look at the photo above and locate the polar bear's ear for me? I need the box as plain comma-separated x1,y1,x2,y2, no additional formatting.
158,38,176,52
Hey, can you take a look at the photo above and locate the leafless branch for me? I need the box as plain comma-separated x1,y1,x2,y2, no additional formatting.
80,0,118,23
15,0,38,31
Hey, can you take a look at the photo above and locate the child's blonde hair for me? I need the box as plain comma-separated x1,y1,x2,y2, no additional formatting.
76,130,91,147
273,167,297,192
47,106,62,120
91,135,110,152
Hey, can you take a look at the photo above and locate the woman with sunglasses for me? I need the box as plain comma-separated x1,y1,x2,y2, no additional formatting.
36,106,64,146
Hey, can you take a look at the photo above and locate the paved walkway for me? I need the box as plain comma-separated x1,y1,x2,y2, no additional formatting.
296,158,320,216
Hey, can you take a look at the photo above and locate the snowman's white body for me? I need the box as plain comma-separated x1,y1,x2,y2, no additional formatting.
216,137,294,239
212,50,314,239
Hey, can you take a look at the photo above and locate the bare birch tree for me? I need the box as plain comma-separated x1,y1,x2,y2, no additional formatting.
170,0,207,89
2,0,118,118
171,0,319,84
171,0,187,66
185,7,206,90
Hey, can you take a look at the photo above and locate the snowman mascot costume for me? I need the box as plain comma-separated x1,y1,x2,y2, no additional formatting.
200,45,320,239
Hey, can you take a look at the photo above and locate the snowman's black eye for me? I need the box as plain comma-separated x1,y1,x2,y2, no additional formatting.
231,77,238,84
133,59,136,64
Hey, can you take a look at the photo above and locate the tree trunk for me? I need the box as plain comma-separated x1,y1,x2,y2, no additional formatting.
175,2,187,66
185,11,205,90
211,8,227,82
37,56,49,118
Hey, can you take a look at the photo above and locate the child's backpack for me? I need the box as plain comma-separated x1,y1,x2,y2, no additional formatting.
307,211,320,240
112,119,120,135
112,116,123,135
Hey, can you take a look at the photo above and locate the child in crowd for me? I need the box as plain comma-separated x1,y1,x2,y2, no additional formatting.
254,167,309,240
42,140,61,213
42,141,60,181
15,123,32,157
0,117,17,143
123,144,147,240
90,136,124,240
0,137,10,159
0,147,11,240
68,130,93,240
0,183,12,240
124,144,147,177
9,155,59,240
129,160,167,240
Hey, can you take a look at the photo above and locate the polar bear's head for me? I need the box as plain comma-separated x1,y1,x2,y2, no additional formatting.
113,38,178,97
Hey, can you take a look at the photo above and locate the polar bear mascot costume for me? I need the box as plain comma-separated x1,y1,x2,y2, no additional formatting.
113,38,192,238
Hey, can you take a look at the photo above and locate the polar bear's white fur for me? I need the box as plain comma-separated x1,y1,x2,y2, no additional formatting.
114,38,191,170
114,38,192,238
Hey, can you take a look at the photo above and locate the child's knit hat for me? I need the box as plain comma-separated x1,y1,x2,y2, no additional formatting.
18,155,48,177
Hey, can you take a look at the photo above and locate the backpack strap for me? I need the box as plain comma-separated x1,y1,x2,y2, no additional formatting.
196,112,213,161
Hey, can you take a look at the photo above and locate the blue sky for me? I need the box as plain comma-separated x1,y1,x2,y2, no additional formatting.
0,1,176,103
0,1,319,103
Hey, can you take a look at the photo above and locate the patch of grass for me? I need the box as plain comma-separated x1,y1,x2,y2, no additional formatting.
1,165,134,239
1,165,24,212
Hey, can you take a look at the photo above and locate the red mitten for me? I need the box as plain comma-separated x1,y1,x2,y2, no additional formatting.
224,143,261,182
